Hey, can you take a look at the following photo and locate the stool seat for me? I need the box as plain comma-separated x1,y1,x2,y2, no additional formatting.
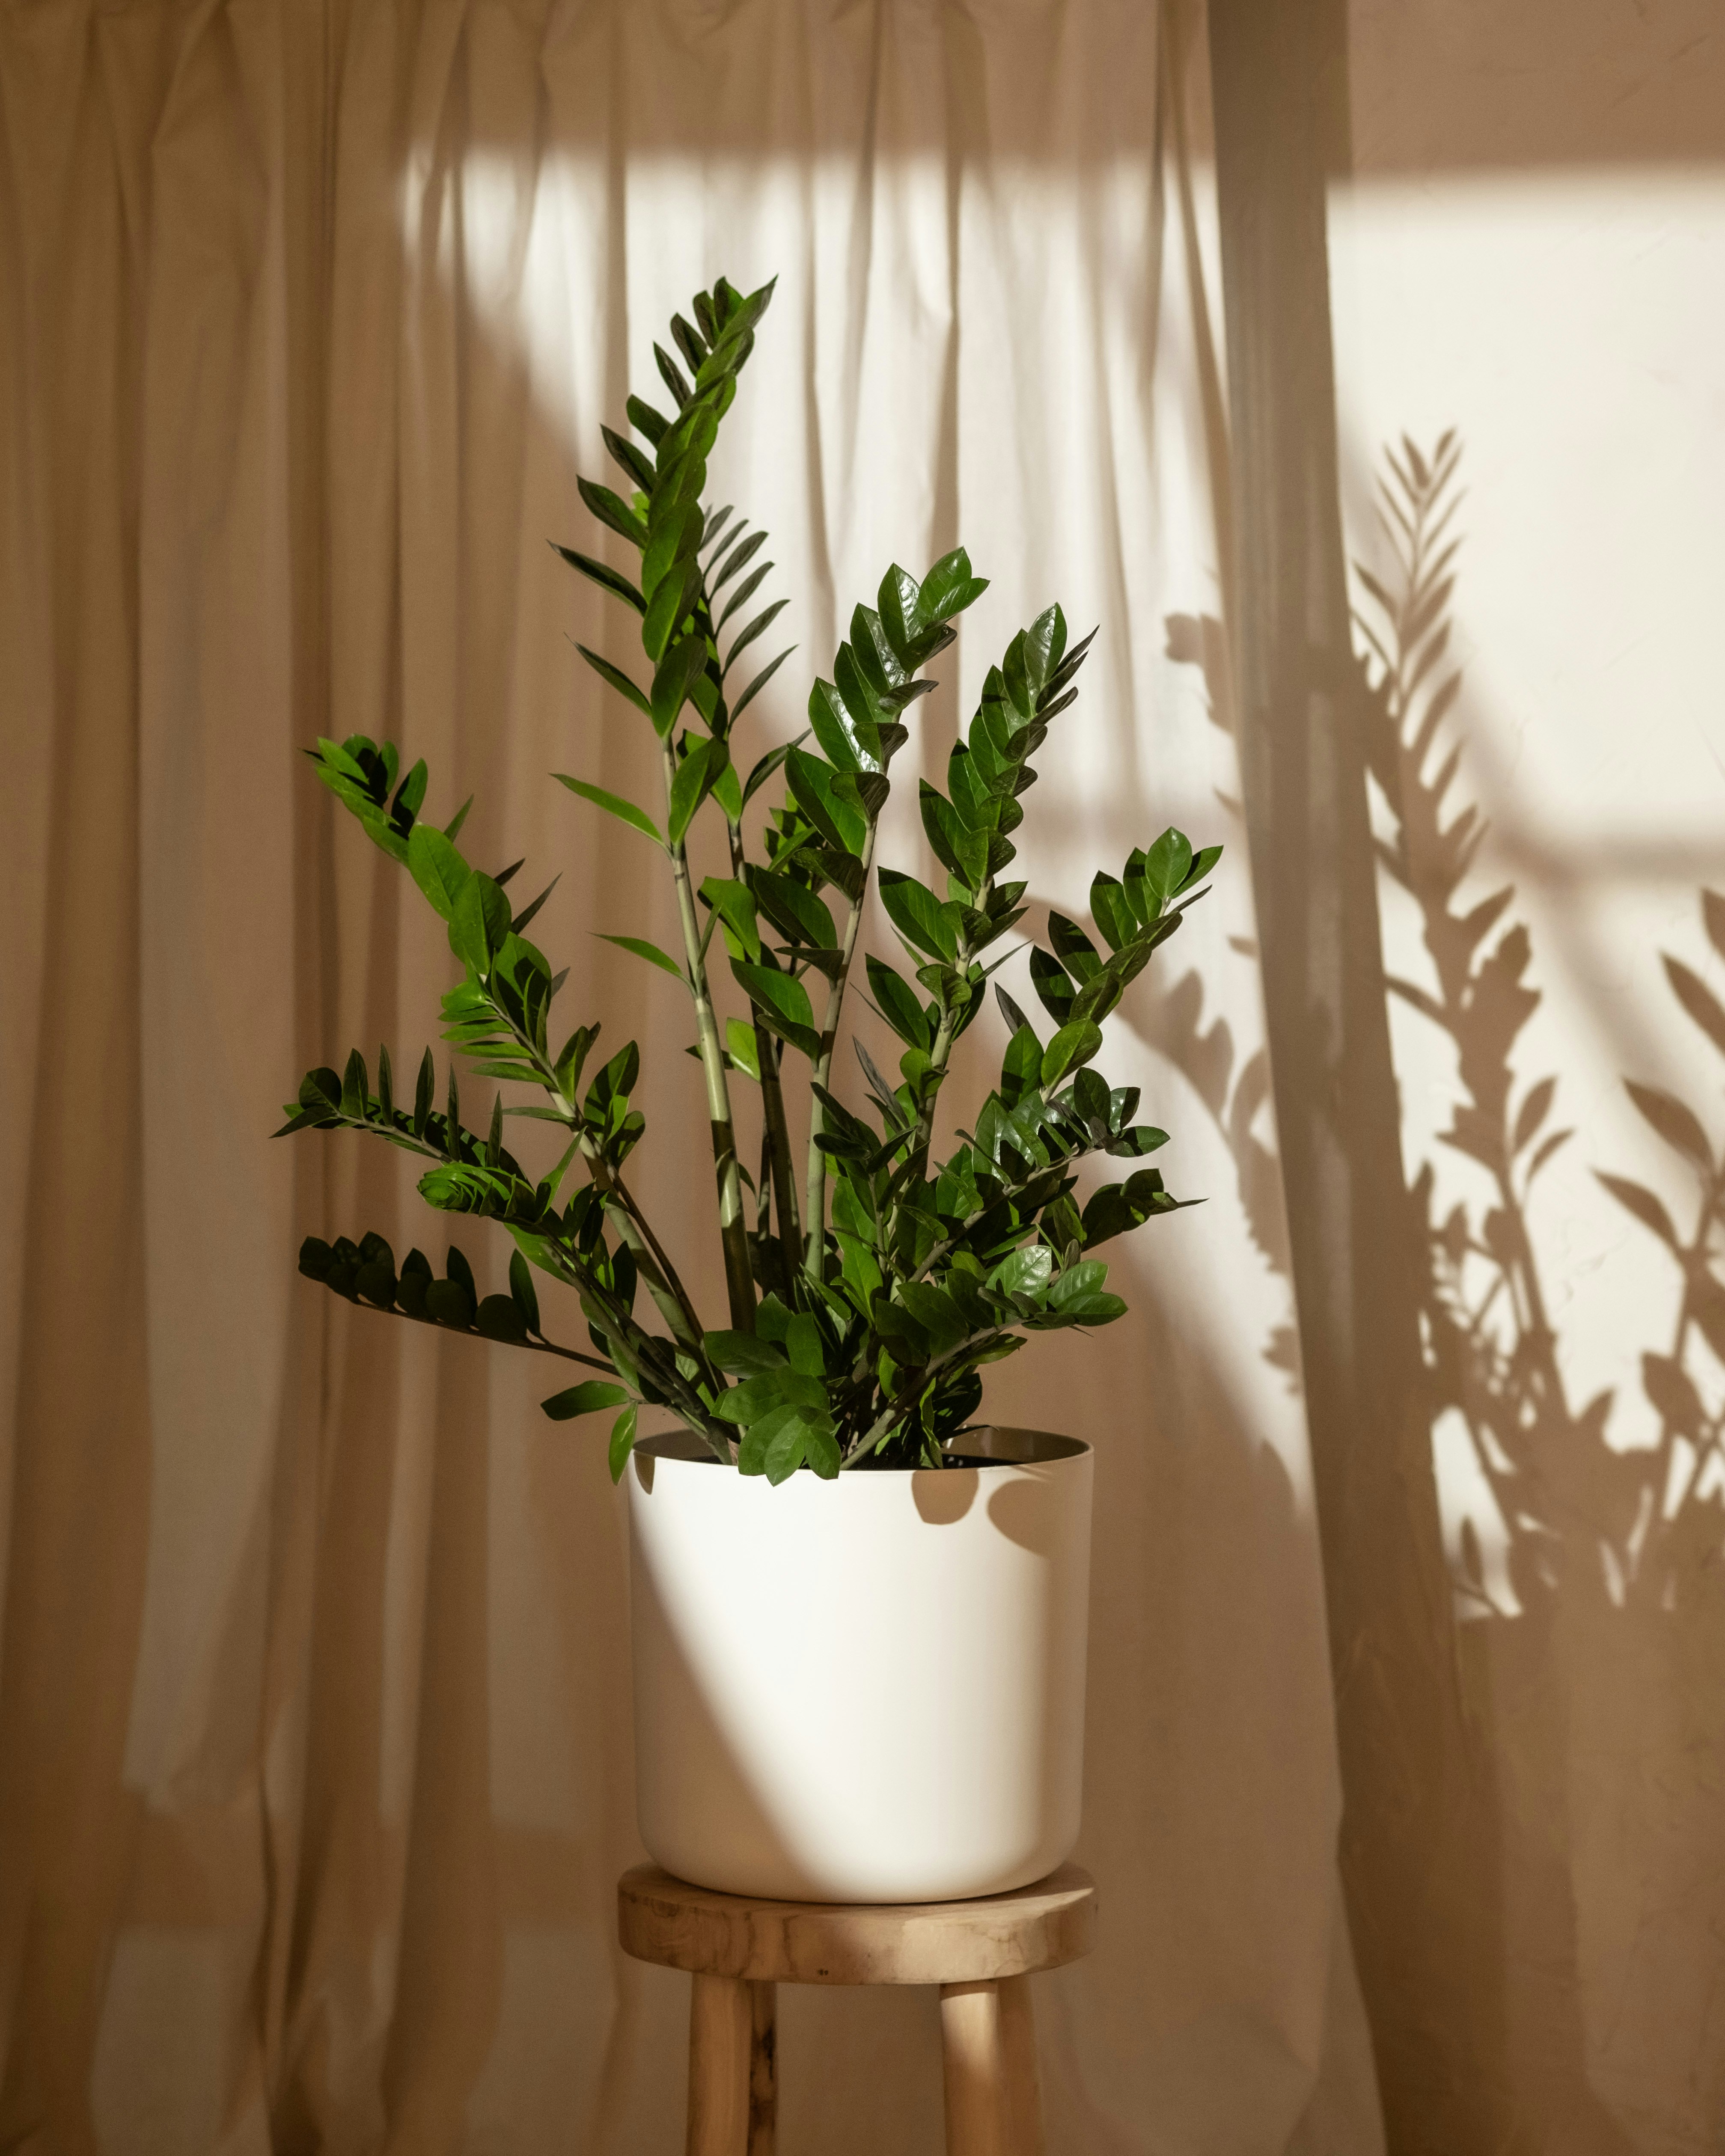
618,1864,1097,2154
618,1862,1096,1986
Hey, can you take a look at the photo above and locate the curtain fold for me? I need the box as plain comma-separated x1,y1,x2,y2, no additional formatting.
50,0,1725,2150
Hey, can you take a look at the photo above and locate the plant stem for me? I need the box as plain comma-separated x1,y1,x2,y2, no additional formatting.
336,1289,619,1372
839,1326,1013,1466
664,738,757,1331
884,936,972,1262
729,820,802,1253
804,825,878,1279
482,997,712,1362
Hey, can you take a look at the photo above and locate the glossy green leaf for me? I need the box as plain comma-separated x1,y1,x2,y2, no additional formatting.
651,632,709,737
731,645,795,723
732,963,816,1040
865,957,931,1050
608,1406,639,1482
1041,1020,1103,1086
597,934,685,984
576,644,656,722
705,1330,788,1376
665,738,714,844
542,1379,630,1421
555,774,663,845
509,1249,541,1334
725,1017,761,1079
991,1244,1052,1299
407,823,470,921
878,871,957,960
551,543,644,615
577,476,646,547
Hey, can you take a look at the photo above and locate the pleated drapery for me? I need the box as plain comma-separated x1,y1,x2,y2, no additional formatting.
0,4,1371,2150
5,1,1723,2152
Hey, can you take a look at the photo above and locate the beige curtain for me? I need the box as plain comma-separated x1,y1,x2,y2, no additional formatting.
0,3,1374,2150
6,0,1721,2151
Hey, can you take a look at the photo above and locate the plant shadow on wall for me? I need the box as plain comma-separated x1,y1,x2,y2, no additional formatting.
1161,436,1725,2137
1353,433,1725,1619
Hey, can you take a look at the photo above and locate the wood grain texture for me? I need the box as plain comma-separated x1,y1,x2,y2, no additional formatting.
618,1864,1096,1987
747,1980,776,2155
996,1974,1044,2155
940,1978,1044,2156
687,1973,751,2156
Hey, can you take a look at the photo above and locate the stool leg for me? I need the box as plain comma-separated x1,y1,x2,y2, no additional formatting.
747,1980,777,2155
996,1975,1044,2156
940,1977,1044,2156
687,1973,752,2156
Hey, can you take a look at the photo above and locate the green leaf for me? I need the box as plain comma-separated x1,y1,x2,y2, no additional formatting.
576,644,656,722
651,632,710,737
597,934,685,984
724,597,788,675
577,476,646,547
920,784,986,891
742,738,800,808
725,1017,761,1079
1139,828,1195,912
1041,1020,1104,1086
413,1048,435,1134
642,550,702,663
807,675,880,774
449,871,512,972
1046,1291,1126,1326
509,1249,541,1335
601,423,657,493
627,394,669,447
425,1277,476,1328
669,737,724,844
407,823,471,922
1090,874,1137,953
991,1244,1053,1299
699,877,762,963
542,1379,630,1421
865,956,932,1050
1028,947,1074,1026
896,1282,969,1353
785,1312,827,1377
764,1413,813,1484
475,1292,529,1344
555,774,663,845
749,868,835,951
1048,913,1102,983
878,870,957,960
732,962,818,1053
1000,1025,1043,1109
785,748,867,854
550,542,645,615
916,547,990,625
608,1405,639,1482
705,1329,789,1376
731,645,795,723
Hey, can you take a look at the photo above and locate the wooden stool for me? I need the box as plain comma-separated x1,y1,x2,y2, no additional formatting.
617,1862,1096,2155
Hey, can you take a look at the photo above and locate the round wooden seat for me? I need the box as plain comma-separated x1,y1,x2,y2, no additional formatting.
617,1863,1097,2154
619,1861,1096,1986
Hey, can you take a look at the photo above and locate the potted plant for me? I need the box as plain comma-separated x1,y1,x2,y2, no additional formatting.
282,275,1220,1903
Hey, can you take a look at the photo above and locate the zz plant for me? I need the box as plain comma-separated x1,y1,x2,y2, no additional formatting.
283,275,1219,1484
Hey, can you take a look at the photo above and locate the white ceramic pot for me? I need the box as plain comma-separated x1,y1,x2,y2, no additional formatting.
625,1424,1092,1903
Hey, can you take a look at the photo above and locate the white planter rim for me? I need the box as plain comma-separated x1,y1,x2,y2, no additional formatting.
632,1421,1088,1475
